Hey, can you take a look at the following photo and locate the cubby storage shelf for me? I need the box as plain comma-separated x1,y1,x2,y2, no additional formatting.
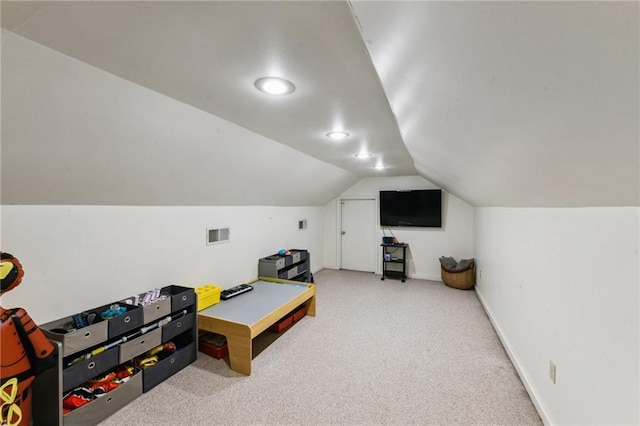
258,249,312,283
40,285,197,425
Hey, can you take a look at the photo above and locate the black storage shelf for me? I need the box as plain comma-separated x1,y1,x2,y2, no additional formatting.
381,243,408,282
259,249,312,283
40,285,197,425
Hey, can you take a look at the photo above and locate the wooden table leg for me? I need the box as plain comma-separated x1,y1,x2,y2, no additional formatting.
225,324,252,376
198,282,316,376
305,291,316,317
199,316,253,375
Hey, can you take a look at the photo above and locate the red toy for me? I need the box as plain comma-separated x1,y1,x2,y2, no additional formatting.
1,252,56,426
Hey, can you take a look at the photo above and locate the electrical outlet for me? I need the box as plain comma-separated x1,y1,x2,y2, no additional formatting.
479,270,483,279
549,361,557,384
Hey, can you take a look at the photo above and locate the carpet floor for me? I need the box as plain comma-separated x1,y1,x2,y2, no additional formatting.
98,269,542,425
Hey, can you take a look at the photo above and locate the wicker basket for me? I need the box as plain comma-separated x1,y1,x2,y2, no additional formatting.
441,266,475,290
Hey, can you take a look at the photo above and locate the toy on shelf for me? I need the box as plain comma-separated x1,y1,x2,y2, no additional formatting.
1,252,57,426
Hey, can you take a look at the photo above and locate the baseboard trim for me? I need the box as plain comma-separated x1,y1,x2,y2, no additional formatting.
475,288,551,425
312,266,326,275
317,267,441,282
409,273,441,282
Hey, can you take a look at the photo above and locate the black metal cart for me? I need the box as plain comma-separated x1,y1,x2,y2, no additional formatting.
380,243,408,282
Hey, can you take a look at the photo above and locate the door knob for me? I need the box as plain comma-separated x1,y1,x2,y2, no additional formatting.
341,231,346,235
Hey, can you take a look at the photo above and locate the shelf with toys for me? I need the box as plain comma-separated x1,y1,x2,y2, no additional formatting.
258,249,313,283
40,285,197,425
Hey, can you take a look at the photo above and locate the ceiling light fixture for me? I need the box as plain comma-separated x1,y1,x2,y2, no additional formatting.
354,152,372,159
373,164,386,170
326,131,349,140
254,77,295,95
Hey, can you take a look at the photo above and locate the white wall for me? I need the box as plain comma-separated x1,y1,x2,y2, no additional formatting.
474,207,639,425
0,30,336,328
322,199,338,269
0,205,324,324
325,176,474,280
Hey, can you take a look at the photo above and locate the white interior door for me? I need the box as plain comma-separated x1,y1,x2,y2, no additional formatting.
341,199,376,272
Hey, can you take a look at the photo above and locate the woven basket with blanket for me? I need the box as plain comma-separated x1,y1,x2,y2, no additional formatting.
439,257,475,290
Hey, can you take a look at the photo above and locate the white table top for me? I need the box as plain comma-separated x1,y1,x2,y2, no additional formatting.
198,280,311,326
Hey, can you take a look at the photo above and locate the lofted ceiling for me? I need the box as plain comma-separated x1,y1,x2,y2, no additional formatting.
1,1,638,207
1,1,416,178
351,1,639,207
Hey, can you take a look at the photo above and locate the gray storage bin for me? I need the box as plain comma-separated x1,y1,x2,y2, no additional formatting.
263,256,286,269
63,368,143,426
142,341,196,392
63,346,119,392
119,327,162,363
162,285,195,312
41,317,108,357
161,312,195,342
287,266,301,279
291,249,309,265
258,255,285,277
140,298,171,325
277,265,301,280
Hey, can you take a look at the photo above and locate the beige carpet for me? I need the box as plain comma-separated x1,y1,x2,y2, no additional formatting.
98,269,542,425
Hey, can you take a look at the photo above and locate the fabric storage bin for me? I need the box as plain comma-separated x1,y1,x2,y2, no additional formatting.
142,341,196,392
140,298,171,325
268,256,286,269
93,303,143,339
282,254,293,267
161,312,195,342
63,368,142,426
287,266,301,279
41,317,108,357
63,346,119,392
290,249,308,262
119,327,162,363
162,285,195,312
278,265,299,279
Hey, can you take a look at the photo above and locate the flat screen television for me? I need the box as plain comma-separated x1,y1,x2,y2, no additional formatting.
379,189,442,227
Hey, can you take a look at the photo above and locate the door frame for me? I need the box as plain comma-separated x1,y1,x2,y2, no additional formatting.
336,197,377,271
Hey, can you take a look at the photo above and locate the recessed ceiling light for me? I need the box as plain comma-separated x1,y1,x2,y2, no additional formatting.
254,77,295,95
326,131,349,140
354,152,372,159
373,164,386,170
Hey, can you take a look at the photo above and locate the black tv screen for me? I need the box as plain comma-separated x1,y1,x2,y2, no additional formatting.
379,189,442,227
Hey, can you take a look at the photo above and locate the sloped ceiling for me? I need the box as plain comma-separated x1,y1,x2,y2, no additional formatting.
351,1,639,207
2,29,359,206
1,1,638,207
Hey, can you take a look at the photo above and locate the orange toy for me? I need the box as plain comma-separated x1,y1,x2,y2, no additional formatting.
1,252,56,426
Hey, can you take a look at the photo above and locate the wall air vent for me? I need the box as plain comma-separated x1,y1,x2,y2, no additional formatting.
207,227,230,245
